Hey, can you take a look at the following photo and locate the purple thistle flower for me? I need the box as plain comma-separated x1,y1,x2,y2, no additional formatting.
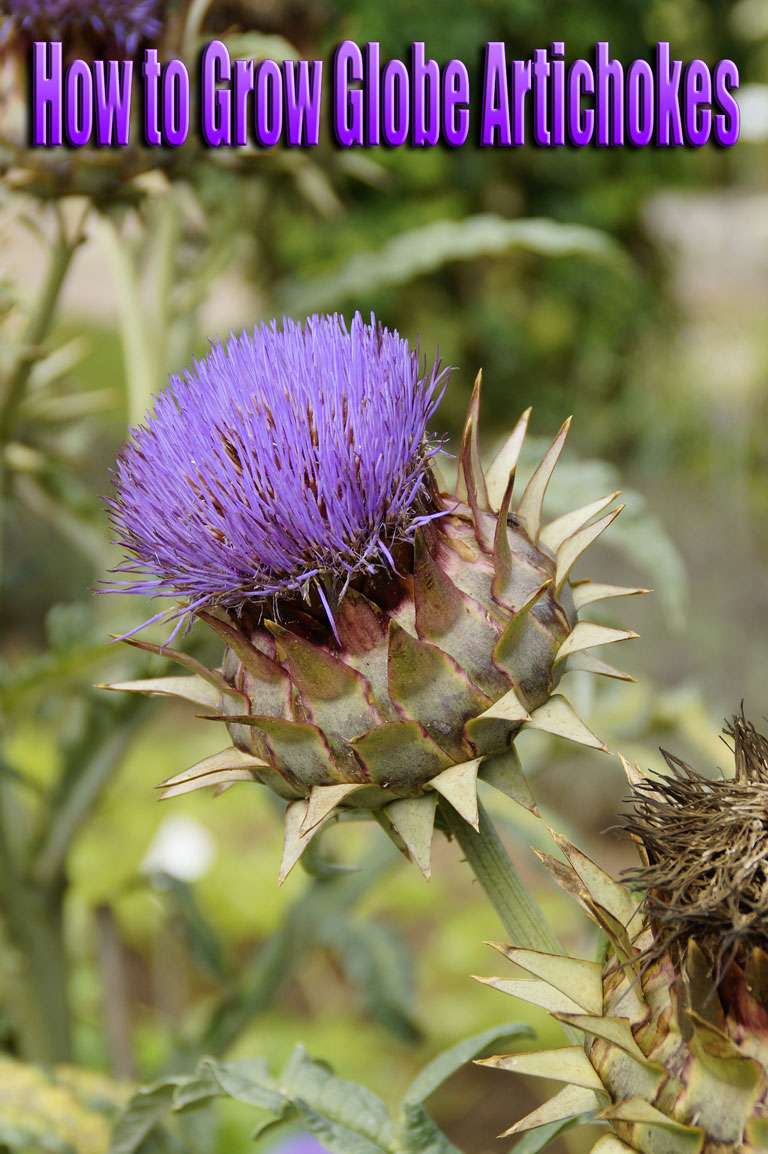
108,313,449,629
4,0,166,54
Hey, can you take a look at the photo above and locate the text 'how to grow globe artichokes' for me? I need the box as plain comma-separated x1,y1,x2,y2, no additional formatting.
104,312,642,881
480,712,768,1154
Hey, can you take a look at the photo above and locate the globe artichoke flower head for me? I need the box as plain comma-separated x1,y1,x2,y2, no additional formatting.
106,312,640,881
481,713,768,1154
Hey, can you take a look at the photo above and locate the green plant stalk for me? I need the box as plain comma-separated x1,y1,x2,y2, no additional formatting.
33,705,149,888
0,788,71,1061
102,214,159,425
0,205,88,441
0,203,88,603
440,797,580,1046
439,796,562,954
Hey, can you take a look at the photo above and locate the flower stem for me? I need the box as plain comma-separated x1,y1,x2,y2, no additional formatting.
0,202,88,441
0,787,71,1061
0,202,88,601
439,796,563,955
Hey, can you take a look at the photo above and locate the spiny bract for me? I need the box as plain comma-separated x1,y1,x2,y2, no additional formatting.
479,714,768,1154
104,312,641,882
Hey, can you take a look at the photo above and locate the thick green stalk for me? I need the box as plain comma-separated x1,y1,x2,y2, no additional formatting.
439,796,562,954
0,789,71,1061
440,798,580,1045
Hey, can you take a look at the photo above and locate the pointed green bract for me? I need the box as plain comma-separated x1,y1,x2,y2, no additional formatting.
427,759,481,829
570,582,650,610
464,689,529,757
350,721,450,790
476,976,586,1016
516,417,572,543
540,492,621,553
478,1047,604,1091
387,621,490,760
487,944,604,1014
302,783,367,833
555,622,638,666
524,695,608,751
479,746,538,814
555,505,624,591
501,1084,606,1137
485,407,531,510
101,675,223,711
279,799,325,883
382,794,437,879
157,747,269,800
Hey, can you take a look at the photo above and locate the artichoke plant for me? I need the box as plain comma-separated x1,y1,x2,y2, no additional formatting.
480,712,768,1153
105,312,640,880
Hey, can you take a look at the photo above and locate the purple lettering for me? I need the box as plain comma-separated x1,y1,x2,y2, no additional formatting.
480,42,510,146
283,59,322,146
234,59,255,145
655,42,683,145
626,59,653,145
596,41,623,145
366,43,380,145
93,59,133,145
511,59,532,146
255,59,282,147
32,41,63,145
382,59,409,146
142,48,161,145
550,41,565,146
567,59,594,145
201,40,230,146
334,40,363,146
713,59,739,146
442,60,469,146
684,59,712,145
412,42,439,146
65,58,92,147
532,48,550,144
161,59,189,146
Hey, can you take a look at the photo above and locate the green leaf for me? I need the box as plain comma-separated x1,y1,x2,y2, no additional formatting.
398,1102,464,1154
280,1045,396,1151
401,1023,533,1106
203,1058,285,1114
319,916,422,1044
281,215,627,314
161,878,232,985
295,1100,393,1154
170,1062,224,1112
109,1083,177,1154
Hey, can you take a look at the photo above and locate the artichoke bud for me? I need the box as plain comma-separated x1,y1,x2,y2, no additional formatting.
481,713,768,1153
104,313,641,881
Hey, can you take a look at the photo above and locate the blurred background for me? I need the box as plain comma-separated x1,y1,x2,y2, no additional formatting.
1,0,767,1151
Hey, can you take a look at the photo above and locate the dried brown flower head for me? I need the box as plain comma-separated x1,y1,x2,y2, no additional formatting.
621,711,768,974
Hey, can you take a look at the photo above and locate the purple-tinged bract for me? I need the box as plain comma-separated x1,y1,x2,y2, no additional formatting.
5,0,165,53
108,313,449,620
